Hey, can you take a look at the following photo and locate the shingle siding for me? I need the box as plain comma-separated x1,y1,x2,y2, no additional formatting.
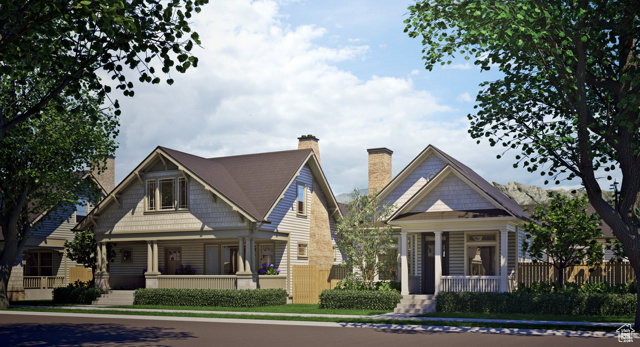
409,173,496,213
382,154,446,211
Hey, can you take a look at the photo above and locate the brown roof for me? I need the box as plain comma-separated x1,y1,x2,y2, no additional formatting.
159,147,313,221
430,146,529,219
394,209,512,222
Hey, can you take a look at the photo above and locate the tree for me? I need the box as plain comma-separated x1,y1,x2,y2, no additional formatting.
0,86,118,309
335,189,396,288
405,0,640,327
0,0,208,142
65,229,116,276
523,193,604,287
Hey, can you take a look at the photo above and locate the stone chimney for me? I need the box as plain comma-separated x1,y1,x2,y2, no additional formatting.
298,134,320,164
367,148,393,196
93,156,115,194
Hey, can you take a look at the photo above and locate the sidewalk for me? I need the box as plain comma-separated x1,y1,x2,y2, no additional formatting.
10,305,630,328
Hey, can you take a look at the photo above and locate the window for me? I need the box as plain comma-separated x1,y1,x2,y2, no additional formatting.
146,177,188,212
24,252,53,276
378,248,398,281
297,183,306,215
223,246,239,274
297,243,308,259
466,232,498,276
121,249,133,263
259,244,275,266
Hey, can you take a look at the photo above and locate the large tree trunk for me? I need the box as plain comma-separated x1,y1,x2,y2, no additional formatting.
0,238,23,309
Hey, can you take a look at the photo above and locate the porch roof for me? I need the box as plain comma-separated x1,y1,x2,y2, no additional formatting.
394,209,512,221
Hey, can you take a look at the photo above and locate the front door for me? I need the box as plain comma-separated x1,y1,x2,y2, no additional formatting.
422,233,449,294
165,248,182,275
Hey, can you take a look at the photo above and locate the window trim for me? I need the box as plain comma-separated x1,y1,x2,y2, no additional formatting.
297,242,308,259
296,183,307,216
145,177,189,212
464,231,499,276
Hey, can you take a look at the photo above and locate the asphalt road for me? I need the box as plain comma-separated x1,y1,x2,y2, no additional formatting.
0,312,626,347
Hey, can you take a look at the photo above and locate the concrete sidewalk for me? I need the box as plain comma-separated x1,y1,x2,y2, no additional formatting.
10,305,631,328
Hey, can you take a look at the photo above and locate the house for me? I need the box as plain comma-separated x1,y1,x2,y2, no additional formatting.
3,159,115,301
74,135,342,298
366,145,530,296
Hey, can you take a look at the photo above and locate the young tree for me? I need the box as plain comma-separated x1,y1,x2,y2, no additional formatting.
405,0,640,327
523,193,604,287
0,0,208,142
0,85,117,309
335,190,396,288
65,229,116,276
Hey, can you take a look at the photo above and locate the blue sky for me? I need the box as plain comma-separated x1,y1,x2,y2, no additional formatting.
112,0,581,195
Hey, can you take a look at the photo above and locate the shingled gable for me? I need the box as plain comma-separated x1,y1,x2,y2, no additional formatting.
378,145,528,221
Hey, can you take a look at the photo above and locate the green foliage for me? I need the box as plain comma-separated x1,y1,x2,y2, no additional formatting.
334,274,401,292
259,263,280,275
69,280,96,289
335,189,397,287
523,193,604,286
133,289,287,307
517,281,637,294
319,290,402,310
65,229,116,275
53,287,103,304
436,292,637,316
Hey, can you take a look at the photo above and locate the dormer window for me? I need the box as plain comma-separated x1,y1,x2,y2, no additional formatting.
146,177,188,212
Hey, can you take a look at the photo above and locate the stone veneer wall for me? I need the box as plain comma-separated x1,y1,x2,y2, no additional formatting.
308,177,334,269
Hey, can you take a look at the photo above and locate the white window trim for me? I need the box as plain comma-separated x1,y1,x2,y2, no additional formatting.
145,177,189,212
464,231,499,276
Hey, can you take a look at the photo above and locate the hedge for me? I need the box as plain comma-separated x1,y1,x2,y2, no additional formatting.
133,288,287,307
319,290,402,310
436,292,637,316
53,287,103,304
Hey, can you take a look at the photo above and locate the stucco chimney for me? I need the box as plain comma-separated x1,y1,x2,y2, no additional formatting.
93,156,115,194
367,148,393,196
298,134,320,164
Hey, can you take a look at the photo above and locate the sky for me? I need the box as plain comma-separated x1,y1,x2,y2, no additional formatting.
111,0,589,195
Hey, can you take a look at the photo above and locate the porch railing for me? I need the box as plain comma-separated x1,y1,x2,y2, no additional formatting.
157,275,237,289
23,276,65,289
441,276,502,292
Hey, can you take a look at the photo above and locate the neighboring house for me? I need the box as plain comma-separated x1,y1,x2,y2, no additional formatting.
74,135,342,298
366,145,530,296
3,159,115,301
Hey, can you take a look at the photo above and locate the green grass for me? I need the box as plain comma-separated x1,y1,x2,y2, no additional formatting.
9,307,624,333
418,311,634,323
107,304,391,316
10,300,85,307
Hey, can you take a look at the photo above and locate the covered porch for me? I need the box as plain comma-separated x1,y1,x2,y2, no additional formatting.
397,223,520,296
94,230,289,292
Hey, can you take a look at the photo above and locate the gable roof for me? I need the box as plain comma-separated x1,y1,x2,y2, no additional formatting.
379,145,528,221
76,146,340,230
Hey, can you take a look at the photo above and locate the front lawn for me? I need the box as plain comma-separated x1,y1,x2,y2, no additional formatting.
10,300,85,307
418,311,634,323
108,304,392,316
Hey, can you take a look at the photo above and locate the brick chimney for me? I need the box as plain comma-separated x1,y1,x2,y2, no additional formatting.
298,134,320,164
367,148,393,196
93,156,115,194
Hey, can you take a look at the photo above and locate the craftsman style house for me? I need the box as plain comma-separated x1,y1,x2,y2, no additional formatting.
366,146,530,296
75,136,341,297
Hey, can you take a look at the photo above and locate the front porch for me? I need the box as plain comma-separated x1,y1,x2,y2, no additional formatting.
398,227,519,295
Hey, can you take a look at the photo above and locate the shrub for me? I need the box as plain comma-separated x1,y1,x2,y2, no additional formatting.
319,290,402,310
53,286,103,304
133,288,287,307
516,281,637,294
175,264,196,275
259,263,280,275
436,292,636,316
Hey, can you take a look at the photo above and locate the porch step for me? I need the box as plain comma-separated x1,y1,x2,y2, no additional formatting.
394,294,436,315
92,290,135,306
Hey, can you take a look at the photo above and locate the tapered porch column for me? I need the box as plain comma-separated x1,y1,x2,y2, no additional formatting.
147,241,153,273
152,240,159,273
95,242,110,291
96,243,103,273
247,238,255,273
434,230,442,295
145,240,160,289
400,232,409,295
238,238,245,273
500,229,508,292
100,242,108,272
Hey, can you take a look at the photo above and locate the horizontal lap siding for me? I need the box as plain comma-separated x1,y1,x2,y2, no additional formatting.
449,232,465,275
96,172,245,235
109,243,147,275
382,155,446,213
508,231,516,275
31,205,76,240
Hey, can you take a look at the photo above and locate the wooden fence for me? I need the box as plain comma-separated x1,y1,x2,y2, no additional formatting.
69,267,93,284
292,265,349,304
518,263,635,287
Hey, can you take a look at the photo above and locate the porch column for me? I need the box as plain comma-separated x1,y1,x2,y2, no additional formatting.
152,240,159,273
400,231,409,295
247,238,255,273
147,241,153,273
434,230,442,295
96,243,103,273
95,242,110,291
500,229,508,292
100,242,108,272
238,238,245,273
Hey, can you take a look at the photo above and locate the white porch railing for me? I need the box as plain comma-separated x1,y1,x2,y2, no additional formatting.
157,275,237,289
23,276,65,289
441,276,500,292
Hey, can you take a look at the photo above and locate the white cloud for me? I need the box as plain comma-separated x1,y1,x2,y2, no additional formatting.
113,0,543,195
457,92,474,102
442,63,472,70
